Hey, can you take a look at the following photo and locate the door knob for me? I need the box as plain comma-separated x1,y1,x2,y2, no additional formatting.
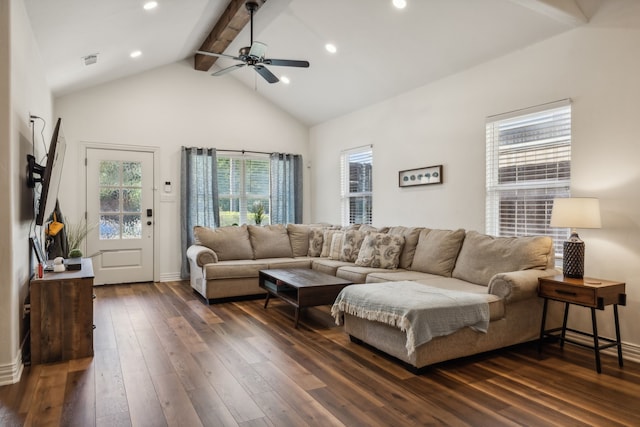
147,221,152,226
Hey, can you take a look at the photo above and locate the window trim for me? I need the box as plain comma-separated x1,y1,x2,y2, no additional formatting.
485,99,571,260
340,145,373,226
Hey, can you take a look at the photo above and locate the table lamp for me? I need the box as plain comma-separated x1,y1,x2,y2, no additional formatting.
550,197,601,278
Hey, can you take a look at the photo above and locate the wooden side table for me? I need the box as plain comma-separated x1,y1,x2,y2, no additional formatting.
538,275,626,373
30,258,95,364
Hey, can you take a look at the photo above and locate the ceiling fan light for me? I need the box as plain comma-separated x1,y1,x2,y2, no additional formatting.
392,0,407,9
143,1,158,11
325,43,337,54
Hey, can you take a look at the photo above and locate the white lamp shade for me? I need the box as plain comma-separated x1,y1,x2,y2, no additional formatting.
550,197,601,229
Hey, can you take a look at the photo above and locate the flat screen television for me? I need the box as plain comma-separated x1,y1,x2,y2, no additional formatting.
27,117,67,226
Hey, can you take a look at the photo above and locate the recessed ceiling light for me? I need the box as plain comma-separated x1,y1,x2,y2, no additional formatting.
143,1,158,10
280,76,290,84
392,0,407,9
325,43,337,54
130,50,142,58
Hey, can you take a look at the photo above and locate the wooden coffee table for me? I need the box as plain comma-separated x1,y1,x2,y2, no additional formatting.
258,269,353,328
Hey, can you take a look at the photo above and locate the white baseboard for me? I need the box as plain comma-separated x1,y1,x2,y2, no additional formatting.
565,331,640,364
159,272,183,282
0,350,24,386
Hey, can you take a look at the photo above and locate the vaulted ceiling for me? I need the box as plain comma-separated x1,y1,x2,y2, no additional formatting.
24,0,599,125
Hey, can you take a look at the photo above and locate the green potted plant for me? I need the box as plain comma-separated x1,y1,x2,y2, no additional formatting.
250,201,265,225
66,219,95,259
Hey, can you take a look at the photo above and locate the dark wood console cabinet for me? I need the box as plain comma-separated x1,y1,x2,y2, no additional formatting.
30,258,95,364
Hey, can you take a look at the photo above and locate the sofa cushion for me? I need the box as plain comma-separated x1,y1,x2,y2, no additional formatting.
411,229,465,277
452,231,554,286
308,227,324,257
193,225,254,261
387,226,424,269
365,270,438,283
355,232,405,269
340,230,368,262
204,259,268,279
287,224,310,257
335,265,392,284
248,224,293,259
311,259,354,276
328,231,345,259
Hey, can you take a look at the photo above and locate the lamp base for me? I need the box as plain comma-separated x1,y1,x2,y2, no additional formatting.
563,239,584,278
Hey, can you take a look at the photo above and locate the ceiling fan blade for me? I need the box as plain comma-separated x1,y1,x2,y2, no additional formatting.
212,63,246,76
196,50,240,61
254,65,279,84
263,58,310,68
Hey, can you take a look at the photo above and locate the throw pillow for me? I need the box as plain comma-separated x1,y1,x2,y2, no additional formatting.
339,230,367,262
387,226,424,269
328,232,345,259
307,227,324,257
321,229,343,257
193,225,254,261
248,224,293,259
411,228,466,277
355,233,405,269
287,224,310,257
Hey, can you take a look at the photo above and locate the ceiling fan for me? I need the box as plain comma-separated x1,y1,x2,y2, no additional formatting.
196,1,310,84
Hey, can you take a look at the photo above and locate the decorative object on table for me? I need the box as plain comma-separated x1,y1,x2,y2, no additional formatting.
65,218,96,258
52,257,66,272
550,197,601,278
399,165,443,187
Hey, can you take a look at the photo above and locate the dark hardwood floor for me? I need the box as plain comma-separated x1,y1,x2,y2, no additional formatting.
1,281,639,426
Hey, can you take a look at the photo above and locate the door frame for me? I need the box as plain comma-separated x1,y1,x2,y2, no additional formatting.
79,141,160,283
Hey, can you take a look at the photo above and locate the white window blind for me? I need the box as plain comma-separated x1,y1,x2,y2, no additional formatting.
486,100,571,259
217,154,270,226
341,146,373,225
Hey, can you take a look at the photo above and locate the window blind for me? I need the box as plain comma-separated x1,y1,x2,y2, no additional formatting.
217,154,270,226
341,146,373,225
486,100,571,258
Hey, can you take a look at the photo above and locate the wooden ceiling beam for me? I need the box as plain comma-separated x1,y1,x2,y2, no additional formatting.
194,0,266,72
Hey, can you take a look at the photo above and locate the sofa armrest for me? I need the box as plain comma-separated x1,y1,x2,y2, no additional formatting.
488,268,560,303
186,245,218,267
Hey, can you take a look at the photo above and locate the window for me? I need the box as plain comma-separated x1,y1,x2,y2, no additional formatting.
341,146,373,225
486,100,571,259
217,155,270,226
98,160,142,240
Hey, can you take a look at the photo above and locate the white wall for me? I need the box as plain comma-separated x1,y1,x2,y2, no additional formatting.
310,2,640,357
1,0,53,385
55,60,310,280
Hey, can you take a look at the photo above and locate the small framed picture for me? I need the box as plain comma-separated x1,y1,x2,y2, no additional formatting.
399,165,443,187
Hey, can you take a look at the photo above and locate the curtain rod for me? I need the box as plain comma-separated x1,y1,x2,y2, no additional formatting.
217,149,272,155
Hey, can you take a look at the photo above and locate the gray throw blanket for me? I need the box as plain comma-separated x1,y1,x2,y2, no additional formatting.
331,281,490,356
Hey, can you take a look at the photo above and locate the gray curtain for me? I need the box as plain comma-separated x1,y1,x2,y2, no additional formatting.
180,146,220,279
270,153,302,224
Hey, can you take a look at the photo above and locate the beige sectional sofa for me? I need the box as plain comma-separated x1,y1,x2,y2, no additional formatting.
186,223,562,370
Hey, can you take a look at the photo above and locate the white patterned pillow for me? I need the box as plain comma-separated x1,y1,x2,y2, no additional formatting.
307,227,324,257
340,230,367,262
321,229,343,257
355,233,405,269
328,232,345,259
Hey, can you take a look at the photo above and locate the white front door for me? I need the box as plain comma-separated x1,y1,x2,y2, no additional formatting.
86,148,154,285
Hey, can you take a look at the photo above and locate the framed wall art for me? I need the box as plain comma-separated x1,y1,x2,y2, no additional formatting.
399,165,443,187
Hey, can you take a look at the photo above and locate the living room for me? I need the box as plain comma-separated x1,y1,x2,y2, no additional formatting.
2,0,640,424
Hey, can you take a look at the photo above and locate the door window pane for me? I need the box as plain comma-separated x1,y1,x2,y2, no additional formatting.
98,160,143,240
